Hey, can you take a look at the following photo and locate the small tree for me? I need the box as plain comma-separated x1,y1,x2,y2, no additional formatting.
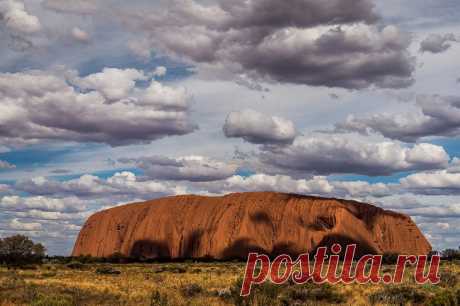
0,235,46,266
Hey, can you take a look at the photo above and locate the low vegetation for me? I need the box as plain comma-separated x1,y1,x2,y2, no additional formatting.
1,236,459,305
0,260,458,306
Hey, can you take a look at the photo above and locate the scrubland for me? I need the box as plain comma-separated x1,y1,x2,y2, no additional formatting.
0,260,459,306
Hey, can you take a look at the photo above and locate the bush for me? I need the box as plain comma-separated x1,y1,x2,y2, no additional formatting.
382,252,400,265
229,278,283,306
153,266,186,274
66,261,86,270
279,283,347,305
439,271,459,288
95,266,121,275
369,286,427,305
150,290,169,306
180,283,203,298
427,289,460,306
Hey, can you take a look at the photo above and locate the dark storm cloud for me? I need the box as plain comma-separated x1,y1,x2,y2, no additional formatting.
218,0,378,29
119,0,415,89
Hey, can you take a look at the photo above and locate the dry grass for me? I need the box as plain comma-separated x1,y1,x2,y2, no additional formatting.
0,260,458,306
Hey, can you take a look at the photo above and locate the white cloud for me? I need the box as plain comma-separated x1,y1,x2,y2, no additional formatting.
16,171,187,199
260,135,450,176
335,95,460,142
153,66,167,77
420,33,459,54
0,160,15,169
213,174,334,195
71,27,90,43
0,195,87,212
0,0,41,34
120,155,238,182
401,170,460,193
0,69,197,146
9,218,42,231
223,109,297,145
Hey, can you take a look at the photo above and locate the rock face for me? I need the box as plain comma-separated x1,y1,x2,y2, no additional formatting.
72,192,431,259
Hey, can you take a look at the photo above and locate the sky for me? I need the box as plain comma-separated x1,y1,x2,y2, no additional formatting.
0,0,459,255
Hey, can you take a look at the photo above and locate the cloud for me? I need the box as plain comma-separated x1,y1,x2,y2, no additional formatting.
420,33,459,53
400,170,460,195
119,155,238,182
334,95,460,142
8,218,42,231
201,174,334,196
120,0,415,89
0,160,15,169
41,0,98,15
16,172,187,199
71,27,90,43
13,209,90,221
259,135,450,176
153,66,167,77
0,0,42,34
332,181,392,198
0,195,87,213
0,69,197,147
223,109,297,145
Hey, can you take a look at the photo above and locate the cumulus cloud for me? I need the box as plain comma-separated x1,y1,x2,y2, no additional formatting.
0,195,87,213
119,155,238,182
420,33,459,54
332,181,392,198
223,109,297,145
16,172,187,199
334,95,460,142
200,174,333,196
71,27,90,43
259,135,450,176
153,66,167,77
8,218,42,231
0,0,41,34
120,0,415,89
0,160,15,169
400,170,460,195
0,69,197,146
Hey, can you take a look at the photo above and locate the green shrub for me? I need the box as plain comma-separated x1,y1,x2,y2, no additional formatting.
369,286,427,305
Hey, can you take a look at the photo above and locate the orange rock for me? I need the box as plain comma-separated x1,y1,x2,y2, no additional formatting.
72,192,431,259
